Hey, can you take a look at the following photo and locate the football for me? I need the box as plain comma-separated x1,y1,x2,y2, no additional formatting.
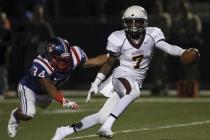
180,48,200,66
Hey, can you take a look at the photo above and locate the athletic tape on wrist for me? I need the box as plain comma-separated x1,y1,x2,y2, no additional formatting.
93,73,105,85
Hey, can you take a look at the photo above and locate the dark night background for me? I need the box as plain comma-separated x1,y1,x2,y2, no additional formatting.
0,0,209,90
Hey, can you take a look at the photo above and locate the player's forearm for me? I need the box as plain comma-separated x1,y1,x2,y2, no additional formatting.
91,62,112,86
92,56,116,86
99,62,112,75
83,54,108,68
38,78,64,104
155,40,185,56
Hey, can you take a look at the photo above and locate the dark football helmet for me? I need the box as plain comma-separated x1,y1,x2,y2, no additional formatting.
122,5,148,39
46,37,71,72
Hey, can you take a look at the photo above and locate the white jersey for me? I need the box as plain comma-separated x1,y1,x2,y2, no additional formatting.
99,27,184,97
106,27,165,85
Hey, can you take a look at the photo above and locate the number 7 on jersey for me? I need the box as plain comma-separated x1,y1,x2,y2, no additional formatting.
132,55,143,69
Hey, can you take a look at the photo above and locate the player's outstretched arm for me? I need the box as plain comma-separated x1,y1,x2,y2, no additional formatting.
38,78,79,110
155,40,200,65
155,40,185,56
83,54,108,68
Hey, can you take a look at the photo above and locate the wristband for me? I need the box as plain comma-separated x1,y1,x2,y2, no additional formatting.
54,92,64,104
93,73,105,86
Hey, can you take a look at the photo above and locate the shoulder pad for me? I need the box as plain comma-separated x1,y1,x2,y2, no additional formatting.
108,30,125,47
33,55,54,75
146,27,165,43
71,46,88,66
146,27,161,35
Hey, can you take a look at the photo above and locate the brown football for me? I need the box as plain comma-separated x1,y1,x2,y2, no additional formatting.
180,48,200,66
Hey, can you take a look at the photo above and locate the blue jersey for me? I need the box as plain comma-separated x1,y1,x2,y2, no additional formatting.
20,46,87,95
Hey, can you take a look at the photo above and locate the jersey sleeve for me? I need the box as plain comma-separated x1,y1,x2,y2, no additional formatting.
79,48,88,65
71,46,88,66
155,40,185,56
30,58,54,78
106,31,124,56
152,27,165,44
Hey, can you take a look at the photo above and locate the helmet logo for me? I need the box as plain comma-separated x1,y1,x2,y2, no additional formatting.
61,53,70,57
131,14,134,16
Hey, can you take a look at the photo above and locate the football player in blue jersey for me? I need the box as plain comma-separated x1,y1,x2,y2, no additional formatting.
7,37,107,138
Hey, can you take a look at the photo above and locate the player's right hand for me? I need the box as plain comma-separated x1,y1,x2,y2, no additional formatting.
63,98,79,110
71,102,79,110
86,82,98,102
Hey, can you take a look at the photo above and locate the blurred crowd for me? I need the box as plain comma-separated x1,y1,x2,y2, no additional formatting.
0,4,55,99
0,0,204,99
148,0,202,95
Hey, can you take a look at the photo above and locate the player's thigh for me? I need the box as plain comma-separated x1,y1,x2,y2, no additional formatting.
36,94,52,109
18,84,36,117
112,75,140,99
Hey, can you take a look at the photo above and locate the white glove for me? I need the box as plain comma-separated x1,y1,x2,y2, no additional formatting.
86,82,98,102
63,98,79,110
86,73,105,102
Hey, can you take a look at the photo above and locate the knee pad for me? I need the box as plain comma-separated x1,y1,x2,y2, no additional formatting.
130,82,141,99
25,110,36,118
98,112,109,124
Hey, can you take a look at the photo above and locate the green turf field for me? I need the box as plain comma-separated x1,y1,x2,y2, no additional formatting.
1,92,210,140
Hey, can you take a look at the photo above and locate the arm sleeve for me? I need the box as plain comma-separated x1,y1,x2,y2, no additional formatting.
155,40,185,56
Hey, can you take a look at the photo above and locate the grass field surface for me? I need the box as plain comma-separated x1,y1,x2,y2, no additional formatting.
1,91,210,140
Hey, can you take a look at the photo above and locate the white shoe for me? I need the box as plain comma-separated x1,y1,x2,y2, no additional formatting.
7,108,19,138
51,126,68,140
97,127,113,139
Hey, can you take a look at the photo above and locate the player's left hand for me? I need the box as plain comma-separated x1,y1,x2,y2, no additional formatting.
86,91,92,103
180,48,200,66
63,98,79,110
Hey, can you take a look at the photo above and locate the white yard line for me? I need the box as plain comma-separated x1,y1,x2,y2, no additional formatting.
42,108,97,114
65,120,210,140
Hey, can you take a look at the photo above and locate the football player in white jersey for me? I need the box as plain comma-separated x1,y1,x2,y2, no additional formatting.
7,37,107,138
52,5,198,140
